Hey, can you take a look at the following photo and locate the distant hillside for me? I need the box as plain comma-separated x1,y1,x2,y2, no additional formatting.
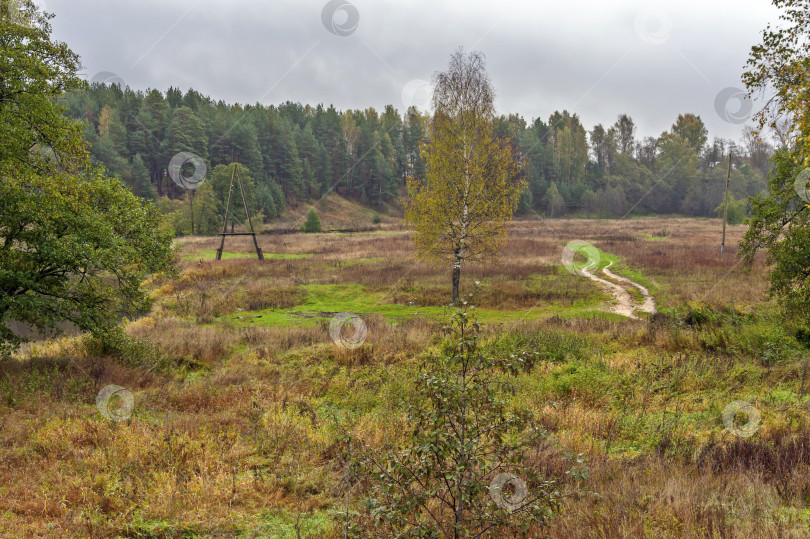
268,192,404,232
63,84,773,234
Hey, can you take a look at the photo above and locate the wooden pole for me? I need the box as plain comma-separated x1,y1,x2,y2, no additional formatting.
215,163,264,261
215,164,237,260
234,165,264,260
720,154,731,256
189,189,195,235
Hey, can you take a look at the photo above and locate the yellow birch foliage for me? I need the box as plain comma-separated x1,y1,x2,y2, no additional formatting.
405,50,525,269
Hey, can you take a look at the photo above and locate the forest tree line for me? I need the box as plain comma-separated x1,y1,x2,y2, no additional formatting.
62,83,774,233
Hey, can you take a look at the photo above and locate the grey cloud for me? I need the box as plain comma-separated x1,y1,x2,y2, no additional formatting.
46,0,780,142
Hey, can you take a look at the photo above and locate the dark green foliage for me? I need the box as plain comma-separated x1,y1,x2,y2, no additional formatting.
62,78,770,224
0,0,176,356
741,150,810,317
208,163,257,226
256,181,282,220
795,327,810,350
302,209,321,233
62,88,428,222
130,154,155,200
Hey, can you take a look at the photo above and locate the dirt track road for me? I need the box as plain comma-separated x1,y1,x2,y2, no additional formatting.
580,260,656,319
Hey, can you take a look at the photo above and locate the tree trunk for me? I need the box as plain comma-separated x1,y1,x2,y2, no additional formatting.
451,254,461,305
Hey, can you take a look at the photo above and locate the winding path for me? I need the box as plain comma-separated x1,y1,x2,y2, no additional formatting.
579,260,656,319
602,262,656,316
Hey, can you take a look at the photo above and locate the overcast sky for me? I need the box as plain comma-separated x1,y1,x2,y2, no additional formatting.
43,0,781,142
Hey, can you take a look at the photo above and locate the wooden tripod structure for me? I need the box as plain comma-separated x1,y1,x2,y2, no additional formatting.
216,163,264,260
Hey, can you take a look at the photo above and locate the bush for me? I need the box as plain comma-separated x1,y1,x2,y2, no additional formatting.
372,213,382,224
683,302,725,327
302,209,321,233
352,301,562,536
715,195,747,225
796,327,810,350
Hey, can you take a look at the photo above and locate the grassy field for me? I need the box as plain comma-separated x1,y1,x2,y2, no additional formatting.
2,217,810,538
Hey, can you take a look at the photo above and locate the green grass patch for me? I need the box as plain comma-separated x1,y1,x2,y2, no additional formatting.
251,510,334,538
221,281,625,329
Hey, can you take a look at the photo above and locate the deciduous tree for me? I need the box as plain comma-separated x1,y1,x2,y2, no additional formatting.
671,113,708,156
405,49,524,305
740,0,810,317
0,1,174,355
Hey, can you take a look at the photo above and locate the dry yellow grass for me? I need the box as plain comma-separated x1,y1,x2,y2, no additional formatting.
2,217,804,538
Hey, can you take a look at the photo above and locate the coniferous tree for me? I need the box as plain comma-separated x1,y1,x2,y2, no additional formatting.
130,154,155,201
302,208,321,232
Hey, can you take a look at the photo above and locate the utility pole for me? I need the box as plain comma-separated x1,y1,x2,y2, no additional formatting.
215,162,264,260
720,153,731,256
189,189,195,235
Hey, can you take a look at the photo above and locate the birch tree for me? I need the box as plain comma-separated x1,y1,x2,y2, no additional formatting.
405,49,524,305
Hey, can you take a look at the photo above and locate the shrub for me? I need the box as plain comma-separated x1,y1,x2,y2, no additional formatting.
795,327,810,350
714,195,747,225
352,300,562,536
